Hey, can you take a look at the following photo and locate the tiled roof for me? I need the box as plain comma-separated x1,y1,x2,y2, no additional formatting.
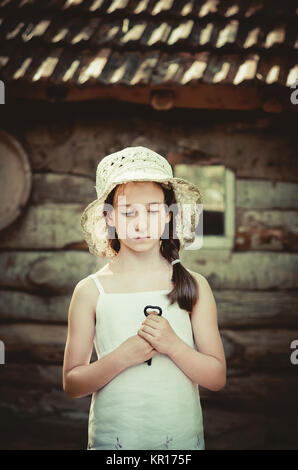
0,0,297,92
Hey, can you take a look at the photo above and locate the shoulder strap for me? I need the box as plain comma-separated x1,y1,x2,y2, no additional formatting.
89,274,105,294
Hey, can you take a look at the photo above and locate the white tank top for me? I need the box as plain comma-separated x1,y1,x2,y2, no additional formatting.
87,266,205,450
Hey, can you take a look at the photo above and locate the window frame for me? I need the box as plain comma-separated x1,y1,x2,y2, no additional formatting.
173,165,235,251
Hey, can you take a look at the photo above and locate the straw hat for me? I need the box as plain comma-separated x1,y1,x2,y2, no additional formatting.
80,146,202,258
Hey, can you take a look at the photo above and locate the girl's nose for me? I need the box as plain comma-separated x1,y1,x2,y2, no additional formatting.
135,213,149,232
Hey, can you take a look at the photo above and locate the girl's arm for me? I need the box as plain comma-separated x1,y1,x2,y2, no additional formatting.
63,278,129,399
168,272,226,392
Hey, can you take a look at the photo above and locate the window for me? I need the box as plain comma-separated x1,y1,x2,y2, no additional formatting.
173,164,235,250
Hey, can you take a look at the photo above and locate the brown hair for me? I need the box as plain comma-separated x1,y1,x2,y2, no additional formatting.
104,182,199,314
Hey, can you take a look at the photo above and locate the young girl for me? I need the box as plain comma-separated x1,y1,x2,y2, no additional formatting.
63,146,226,450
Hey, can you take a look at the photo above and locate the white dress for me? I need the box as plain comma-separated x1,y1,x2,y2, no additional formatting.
87,267,205,450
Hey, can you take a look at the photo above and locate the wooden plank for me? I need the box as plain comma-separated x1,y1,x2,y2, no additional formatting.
182,250,298,289
0,399,296,449
0,323,68,363
0,289,297,326
0,203,85,250
1,248,298,293
31,172,95,203
1,364,297,418
236,179,298,209
2,323,297,374
0,250,101,291
235,208,298,251
203,406,298,450
213,290,298,328
1,108,295,181
222,328,298,372
199,372,298,413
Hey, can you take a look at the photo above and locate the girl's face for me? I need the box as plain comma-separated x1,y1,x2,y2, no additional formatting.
106,181,171,252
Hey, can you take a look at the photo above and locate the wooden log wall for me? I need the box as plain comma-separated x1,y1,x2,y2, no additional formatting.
0,102,297,450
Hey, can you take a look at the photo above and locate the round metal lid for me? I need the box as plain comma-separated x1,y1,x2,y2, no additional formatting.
0,129,32,231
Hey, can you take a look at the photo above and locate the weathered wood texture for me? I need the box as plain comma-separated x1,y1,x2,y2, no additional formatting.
236,180,298,209
1,175,298,256
0,363,297,450
1,247,298,292
0,289,297,326
1,324,297,374
0,107,297,449
1,403,296,450
235,208,298,251
0,251,101,293
2,106,294,181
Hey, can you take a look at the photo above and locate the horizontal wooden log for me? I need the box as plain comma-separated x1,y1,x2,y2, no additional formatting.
0,251,101,293
182,250,298,289
0,324,68,363
0,292,70,323
0,203,85,250
1,324,297,375
235,208,298,251
21,112,298,181
1,364,297,416
221,329,298,372
1,249,298,292
0,400,296,449
203,406,298,450
213,290,298,328
0,404,89,450
199,371,298,413
0,323,98,364
31,173,95,204
236,179,298,210
0,290,297,327
0,363,62,390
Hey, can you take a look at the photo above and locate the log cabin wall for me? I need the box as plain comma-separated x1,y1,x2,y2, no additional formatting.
0,0,298,450
0,100,297,450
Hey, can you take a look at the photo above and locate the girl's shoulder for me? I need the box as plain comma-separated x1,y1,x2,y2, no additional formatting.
75,274,103,316
187,269,206,284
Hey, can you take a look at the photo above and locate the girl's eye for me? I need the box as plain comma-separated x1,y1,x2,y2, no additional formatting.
122,212,135,217
122,210,159,216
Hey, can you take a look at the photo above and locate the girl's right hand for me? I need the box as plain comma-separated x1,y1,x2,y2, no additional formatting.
119,334,159,367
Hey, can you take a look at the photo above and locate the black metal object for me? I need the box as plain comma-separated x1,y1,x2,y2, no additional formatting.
143,305,163,366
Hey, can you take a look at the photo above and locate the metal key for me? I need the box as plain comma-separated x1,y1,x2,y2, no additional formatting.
143,305,163,366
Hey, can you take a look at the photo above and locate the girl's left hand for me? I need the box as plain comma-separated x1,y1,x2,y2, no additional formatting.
137,311,180,356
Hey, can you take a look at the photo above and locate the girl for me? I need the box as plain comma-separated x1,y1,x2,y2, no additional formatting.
63,146,226,450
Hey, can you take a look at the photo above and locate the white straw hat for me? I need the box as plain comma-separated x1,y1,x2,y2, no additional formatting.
80,146,202,258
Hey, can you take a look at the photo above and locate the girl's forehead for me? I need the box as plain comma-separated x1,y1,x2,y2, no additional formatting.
114,182,165,206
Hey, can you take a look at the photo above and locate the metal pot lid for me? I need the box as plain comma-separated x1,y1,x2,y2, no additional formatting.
0,129,32,231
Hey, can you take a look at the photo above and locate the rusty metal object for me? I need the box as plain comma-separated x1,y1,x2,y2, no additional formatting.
0,129,32,230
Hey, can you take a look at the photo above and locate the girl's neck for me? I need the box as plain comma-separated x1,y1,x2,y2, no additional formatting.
108,257,171,275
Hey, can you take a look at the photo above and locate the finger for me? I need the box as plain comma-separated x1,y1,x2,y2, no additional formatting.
143,314,161,323
140,324,155,337
149,316,161,323
147,309,159,315
141,320,158,331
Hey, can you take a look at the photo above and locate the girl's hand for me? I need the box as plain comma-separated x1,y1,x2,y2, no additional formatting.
119,335,159,368
137,311,180,356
